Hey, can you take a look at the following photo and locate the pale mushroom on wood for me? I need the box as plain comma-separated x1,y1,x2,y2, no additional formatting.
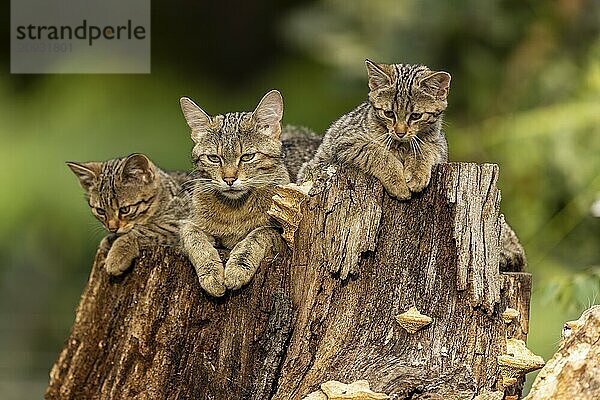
268,182,313,245
497,338,545,388
395,306,433,334
502,307,520,324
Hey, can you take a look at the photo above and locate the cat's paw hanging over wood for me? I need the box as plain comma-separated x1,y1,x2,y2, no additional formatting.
96,236,114,270
383,179,411,200
104,257,134,276
224,245,262,291
98,236,114,254
406,168,432,193
223,263,254,291
104,243,137,276
198,266,226,297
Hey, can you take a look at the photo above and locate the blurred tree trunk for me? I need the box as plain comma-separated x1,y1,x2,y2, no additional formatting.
46,163,536,400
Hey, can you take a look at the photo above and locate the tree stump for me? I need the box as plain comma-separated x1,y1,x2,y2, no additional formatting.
46,163,537,400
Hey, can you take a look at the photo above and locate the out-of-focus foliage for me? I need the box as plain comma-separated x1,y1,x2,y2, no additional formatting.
0,0,598,398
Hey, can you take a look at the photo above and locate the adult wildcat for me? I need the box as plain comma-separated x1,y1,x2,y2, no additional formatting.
179,90,289,297
67,154,189,275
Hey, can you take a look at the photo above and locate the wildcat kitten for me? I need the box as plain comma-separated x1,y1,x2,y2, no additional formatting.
179,90,290,297
299,60,527,271
67,154,189,275
299,60,450,200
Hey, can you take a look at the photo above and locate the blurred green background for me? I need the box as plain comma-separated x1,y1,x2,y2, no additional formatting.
1,0,599,398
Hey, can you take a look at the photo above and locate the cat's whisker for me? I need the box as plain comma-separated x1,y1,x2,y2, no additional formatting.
414,135,426,147
416,139,424,158
410,137,423,160
245,178,286,188
384,137,392,152
415,136,425,156
192,185,219,195
87,223,109,239
373,131,390,142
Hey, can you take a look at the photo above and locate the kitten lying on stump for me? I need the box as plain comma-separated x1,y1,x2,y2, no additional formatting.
178,90,291,297
299,60,450,200
66,154,190,275
298,60,525,271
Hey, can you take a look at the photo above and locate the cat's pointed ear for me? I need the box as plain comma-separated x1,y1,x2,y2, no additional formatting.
365,59,392,91
418,71,451,100
180,97,212,142
252,89,283,138
66,161,101,191
122,153,155,184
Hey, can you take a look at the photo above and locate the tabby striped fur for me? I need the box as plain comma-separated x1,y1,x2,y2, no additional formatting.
179,90,289,297
67,154,189,275
299,60,451,200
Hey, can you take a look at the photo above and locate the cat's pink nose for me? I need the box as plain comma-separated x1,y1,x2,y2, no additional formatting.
395,121,408,136
223,177,237,186
107,220,119,232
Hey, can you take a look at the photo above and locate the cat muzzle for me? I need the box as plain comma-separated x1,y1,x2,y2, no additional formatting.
394,121,408,134
390,131,408,141
106,221,119,232
223,177,237,186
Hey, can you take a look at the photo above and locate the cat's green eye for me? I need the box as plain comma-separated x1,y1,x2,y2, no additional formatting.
240,153,255,162
95,207,106,216
383,110,395,119
409,112,423,121
119,206,131,215
207,155,221,164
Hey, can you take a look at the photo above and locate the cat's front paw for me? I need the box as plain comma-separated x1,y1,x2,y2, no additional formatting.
199,268,226,297
224,257,258,291
383,179,411,200
99,236,113,254
96,236,112,270
192,257,226,297
406,170,431,193
104,249,136,276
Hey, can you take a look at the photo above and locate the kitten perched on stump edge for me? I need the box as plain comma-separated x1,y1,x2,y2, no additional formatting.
179,90,291,297
299,60,450,199
297,60,525,271
66,153,189,275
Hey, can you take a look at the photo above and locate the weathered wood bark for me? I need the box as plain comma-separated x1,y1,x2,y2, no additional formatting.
46,246,292,400
46,163,535,400
524,306,600,400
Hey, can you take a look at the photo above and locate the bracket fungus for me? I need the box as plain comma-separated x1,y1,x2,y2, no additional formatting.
395,306,433,334
268,182,312,245
501,307,520,324
497,338,545,388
